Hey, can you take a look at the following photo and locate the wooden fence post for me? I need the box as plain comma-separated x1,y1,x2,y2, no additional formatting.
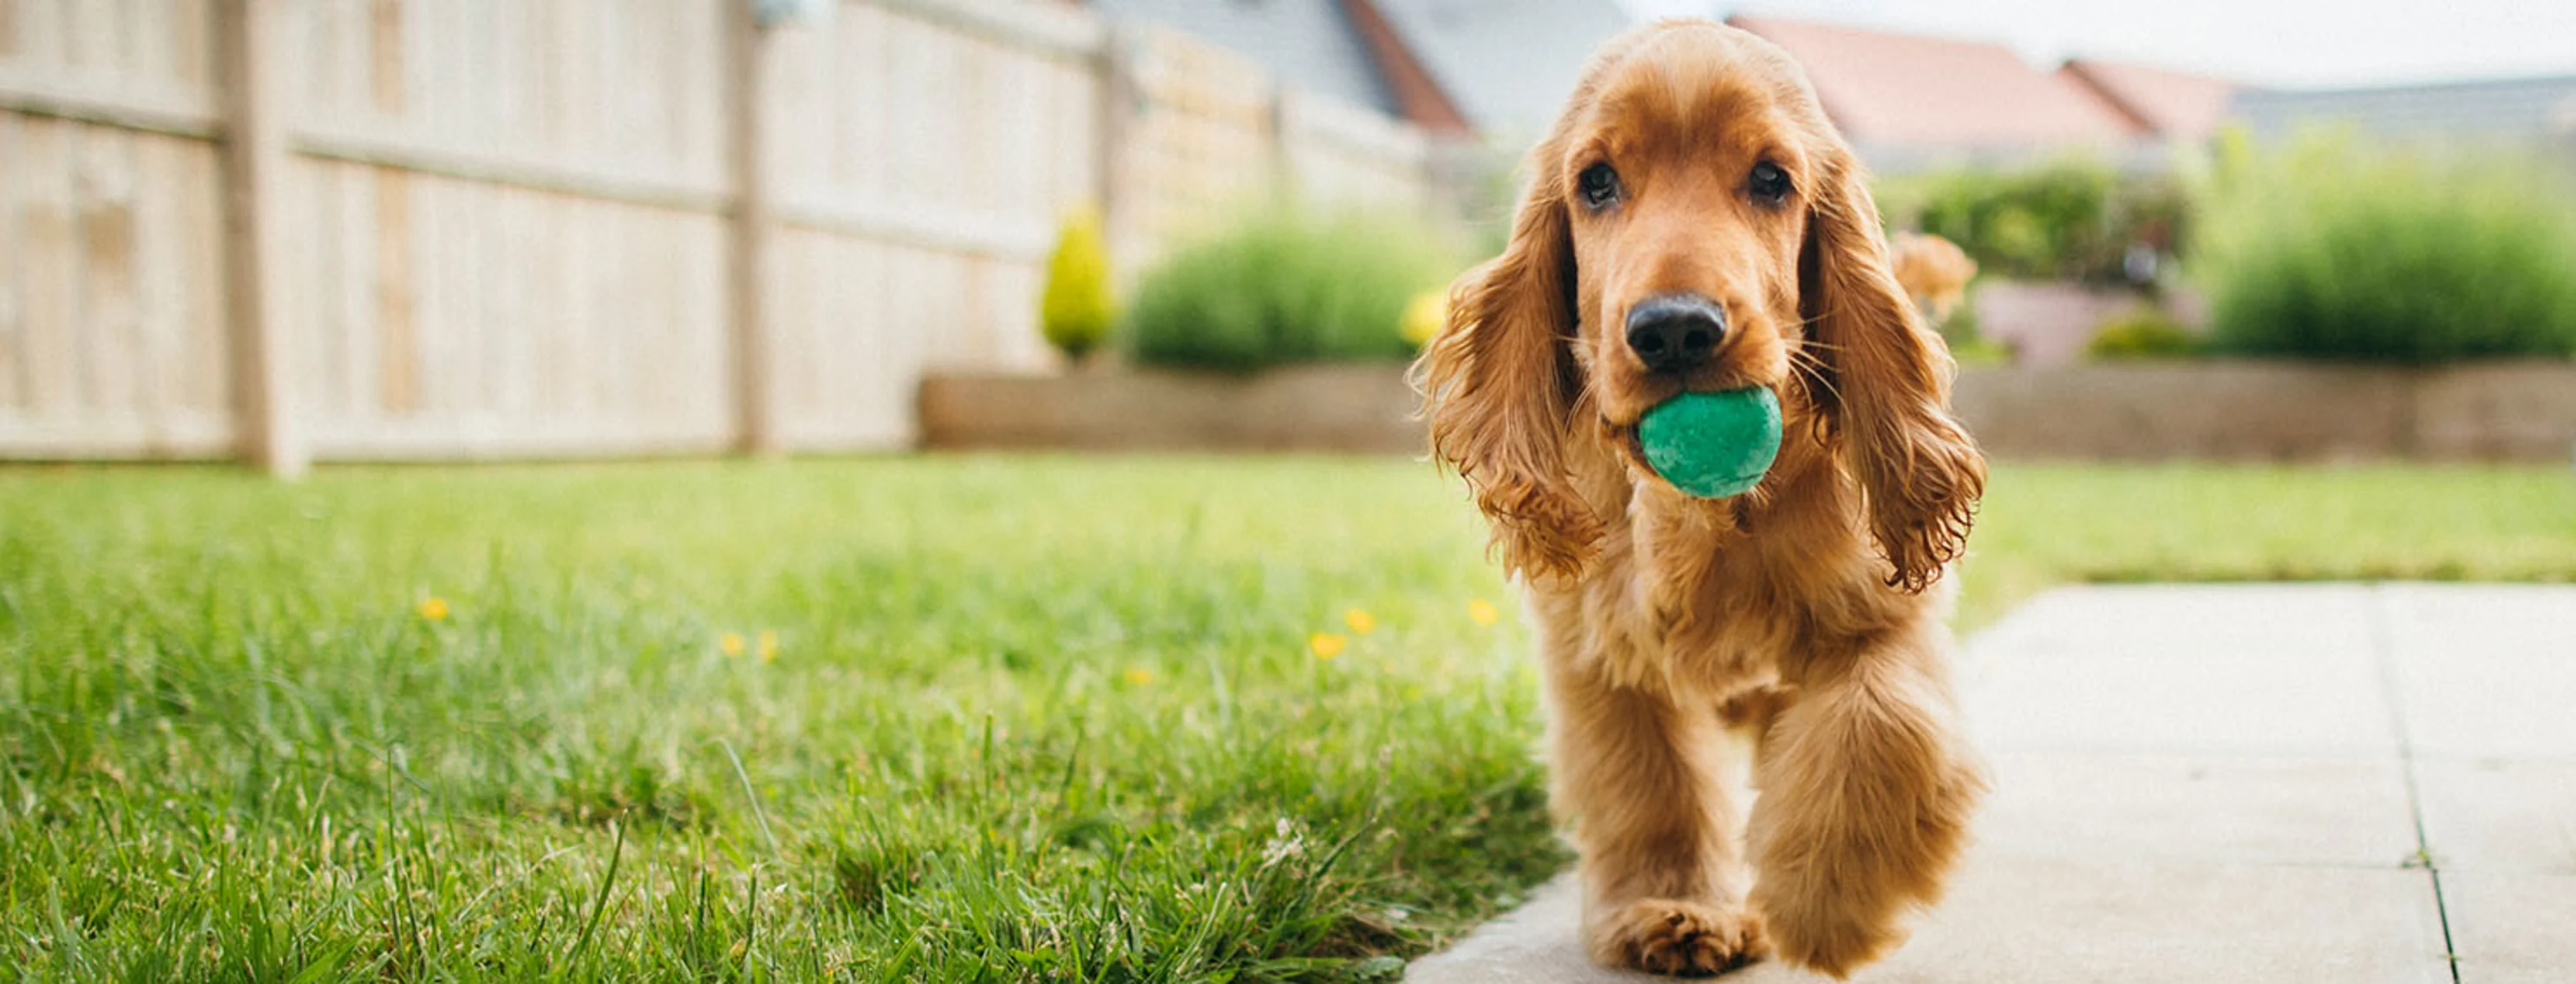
215,0,304,477
728,0,781,456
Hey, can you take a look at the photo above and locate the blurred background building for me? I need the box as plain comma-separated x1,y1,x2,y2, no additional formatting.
2230,74,2576,162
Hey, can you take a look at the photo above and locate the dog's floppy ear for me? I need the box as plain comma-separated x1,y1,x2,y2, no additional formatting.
1413,144,1599,580
1800,147,1985,593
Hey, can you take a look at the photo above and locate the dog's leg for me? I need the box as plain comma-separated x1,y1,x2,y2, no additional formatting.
1747,624,1985,978
1548,658,1765,976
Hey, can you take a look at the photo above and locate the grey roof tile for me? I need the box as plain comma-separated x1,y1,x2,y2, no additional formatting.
2229,75,2576,142
1370,0,1634,135
1089,0,1398,115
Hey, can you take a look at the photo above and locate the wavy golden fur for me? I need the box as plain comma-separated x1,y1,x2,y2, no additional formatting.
1414,21,1988,978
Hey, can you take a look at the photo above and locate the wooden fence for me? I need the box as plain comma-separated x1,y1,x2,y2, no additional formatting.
0,0,1441,473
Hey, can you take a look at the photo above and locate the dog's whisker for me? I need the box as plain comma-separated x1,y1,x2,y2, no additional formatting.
1787,349,1845,406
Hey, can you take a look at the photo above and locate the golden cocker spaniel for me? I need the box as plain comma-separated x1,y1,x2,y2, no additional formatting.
1415,21,1988,979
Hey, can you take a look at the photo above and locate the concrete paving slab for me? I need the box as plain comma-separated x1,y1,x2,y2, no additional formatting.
1965,649,2396,755
2384,587,2576,759
1962,584,2382,670
1980,752,2419,867
1963,586,2394,756
1408,855,2453,984
2417,757,2576,873
2401,677,2576,760
2438,872,2576,984
1404,875,1600,984
2379,584,2576,665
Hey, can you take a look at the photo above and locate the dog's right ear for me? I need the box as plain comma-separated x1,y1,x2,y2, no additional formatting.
1800,146,1984,594
1412,148,1599,581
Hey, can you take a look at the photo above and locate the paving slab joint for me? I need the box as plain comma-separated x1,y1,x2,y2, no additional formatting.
2369,584,2463,984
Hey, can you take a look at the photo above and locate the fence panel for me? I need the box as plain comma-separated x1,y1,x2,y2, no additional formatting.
1120,25,1274,262
1280,91,1430,212
0,0,231,457
278,0,735,458
0,0,1442,463
762,0,1102,449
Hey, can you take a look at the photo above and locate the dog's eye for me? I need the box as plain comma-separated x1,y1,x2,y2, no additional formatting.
1748,161,1793,205
1577,164,1622,208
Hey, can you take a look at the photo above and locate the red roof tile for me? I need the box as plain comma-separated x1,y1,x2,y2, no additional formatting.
1728,15,2141,147
2058,59,2236,140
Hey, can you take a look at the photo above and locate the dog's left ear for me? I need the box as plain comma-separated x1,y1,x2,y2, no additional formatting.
1800,148,1986,593
1412,141,1599,581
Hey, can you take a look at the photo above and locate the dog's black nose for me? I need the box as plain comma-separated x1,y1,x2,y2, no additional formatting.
1624,295,1726,374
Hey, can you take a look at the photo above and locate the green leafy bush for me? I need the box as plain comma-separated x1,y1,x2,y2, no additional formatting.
1884,159,2189,286
1947,334,2016,366
1040,207,1116,362
1124,207,1457,372
2194,132,2576,364
1908,160,2112,281
2086,308,2200,360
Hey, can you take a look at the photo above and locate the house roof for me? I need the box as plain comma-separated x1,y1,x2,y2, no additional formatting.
1369,0,1635,136
2059,59,2236,141
1726,15,2142,149
1086,0,1397,116
1337,0,1473,134
2227,74,2576,143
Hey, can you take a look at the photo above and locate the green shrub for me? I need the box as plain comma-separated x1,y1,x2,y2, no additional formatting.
2194,132,2576,364
1886,159,2190,286
1040,207,1116,362
2086,308,2200,360
1124,206,1457,372
1909,160,2113,281
2115,177,2194,279
1948,334,2016,367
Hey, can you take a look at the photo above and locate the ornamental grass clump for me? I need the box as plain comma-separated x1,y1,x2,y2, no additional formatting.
1124,206,1456,371
2193,132,2576,364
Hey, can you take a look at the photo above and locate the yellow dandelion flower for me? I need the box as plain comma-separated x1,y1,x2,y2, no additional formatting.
1309,632,1347,660
1468,599,1500,626
416,596,449,622
720,632,746,657
757,629,779,663
1344,608,1377,635
1123,666,1155,686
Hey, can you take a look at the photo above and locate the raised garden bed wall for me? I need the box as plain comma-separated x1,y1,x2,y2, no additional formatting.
1952,363,2576,462
919,364,1421,453
921,363,2576,463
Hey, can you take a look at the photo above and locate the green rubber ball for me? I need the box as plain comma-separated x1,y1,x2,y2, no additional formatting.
1637,387,1782,499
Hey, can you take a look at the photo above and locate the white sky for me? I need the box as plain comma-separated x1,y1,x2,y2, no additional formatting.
1623,0,2576,88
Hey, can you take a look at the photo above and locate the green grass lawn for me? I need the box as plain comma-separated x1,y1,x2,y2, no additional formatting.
3,457,2570,981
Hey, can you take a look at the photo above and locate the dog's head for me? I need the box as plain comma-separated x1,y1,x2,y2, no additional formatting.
1416,21,1983,591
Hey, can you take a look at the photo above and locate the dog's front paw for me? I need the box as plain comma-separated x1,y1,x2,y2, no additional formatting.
1588,899,1767,977
1749,882,1900,980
